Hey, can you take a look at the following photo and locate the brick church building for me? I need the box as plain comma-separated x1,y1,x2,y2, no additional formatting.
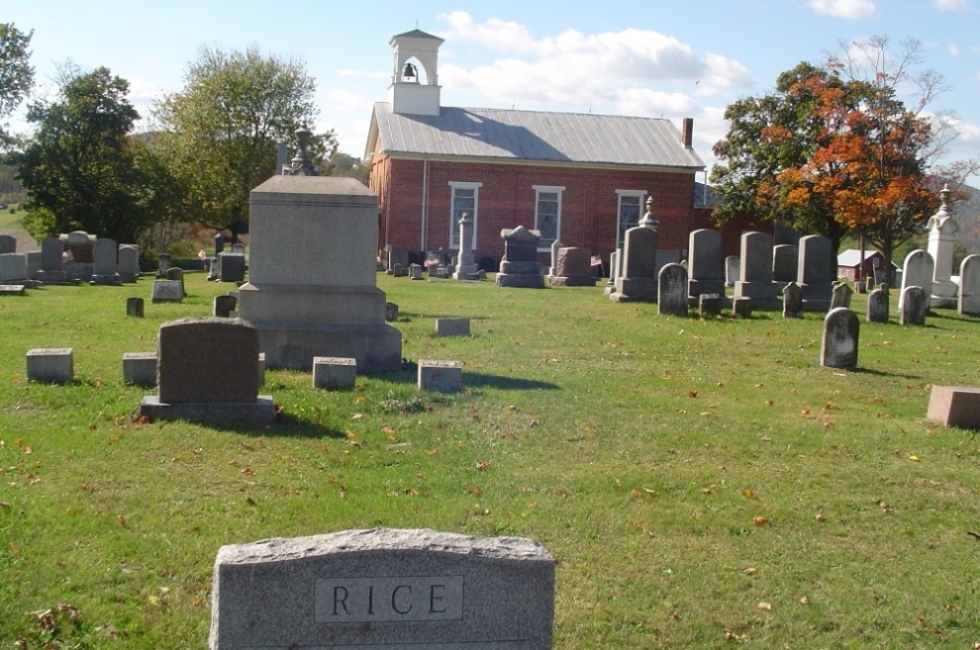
365,29,739,271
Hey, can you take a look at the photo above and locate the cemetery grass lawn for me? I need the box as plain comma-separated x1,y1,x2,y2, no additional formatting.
1,272,979,649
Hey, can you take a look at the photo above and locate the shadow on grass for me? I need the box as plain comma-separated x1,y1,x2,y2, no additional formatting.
844,366,923,380
370,361,559,391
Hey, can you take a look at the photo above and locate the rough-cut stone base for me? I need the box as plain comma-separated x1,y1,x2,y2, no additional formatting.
139,396,276,425
548,275,597,287
926,386,980,429
734,280,780,311
256,324,402,372
496,273,544,288
610,277,657,302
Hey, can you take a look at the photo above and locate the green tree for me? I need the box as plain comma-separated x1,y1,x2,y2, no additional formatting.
154,46,335,239
16,66,164,243
0,23,34,145
329,151,370,185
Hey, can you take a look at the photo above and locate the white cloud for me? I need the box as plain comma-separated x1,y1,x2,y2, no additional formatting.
948,41,960,57
435,13,753,114
810,0,878,19
932,0,970,11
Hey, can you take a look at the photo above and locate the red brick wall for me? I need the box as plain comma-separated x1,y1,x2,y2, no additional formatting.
374,157,700,267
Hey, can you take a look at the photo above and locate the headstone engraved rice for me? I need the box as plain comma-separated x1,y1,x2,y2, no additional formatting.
139,317,274,424
733,231,779,310
208,528,555,650
549,247,595,286
900,286,928,326
926,185,959,308
820,307,859,368
687,229,725,301
496,225,545,288
957,254,980,316
797,235,833,311
866,286,889,324
658,263,688,316
898,250,933,313
610,199,659,302
782,282,803,318
829,282,854,311
771,243,798,291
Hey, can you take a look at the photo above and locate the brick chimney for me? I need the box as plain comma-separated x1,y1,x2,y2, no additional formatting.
682,118,694,149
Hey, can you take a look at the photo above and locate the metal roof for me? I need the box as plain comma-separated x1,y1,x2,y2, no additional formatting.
368,102,705,171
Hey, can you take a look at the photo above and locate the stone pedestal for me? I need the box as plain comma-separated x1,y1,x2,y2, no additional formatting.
237,176,401,372
927,186,959,309
496,226,544,288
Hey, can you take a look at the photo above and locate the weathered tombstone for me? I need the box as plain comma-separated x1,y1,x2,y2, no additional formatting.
610,199,659,302
549,247,596,286
139,317,275,424
734,231,779,310
436,318,471,337
829,282,854,311
699,293,723,319
126,297,144,317
855,277,866,294
91,238,121,285
820,307,859,368
548,238,563,276
957,254,980,316
725,255,740,287
926,185,959,308
496,225,545,288
732,296,752,318
408,263,424,280
219,252,246,283
166,266,185,296
0,234,15,254
214,294,237,317
26,348,73,383
865,276,876,293
418,360,463,392
117,244,140,283
658,263,689,317
899,250,934,313
798,235,833,311
866,285,889,323
687,229,725,301
392,263,405,277
900,286,928,325
157,253,171,278
36,237,67,283
214,232,225,257
0,253,28,283
151,279,184,303
312,356,357,390
208,528,555,650
122,352,156,387
388,248,410,273
237,176,401,371
782,282,803,318
385,302,399,322
772,243,798,291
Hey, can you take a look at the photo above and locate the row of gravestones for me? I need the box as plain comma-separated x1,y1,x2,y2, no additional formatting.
0,233,141,285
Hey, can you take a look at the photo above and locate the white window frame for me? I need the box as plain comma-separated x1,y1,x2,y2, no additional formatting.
615,189,647,249
448,181,481,250
533,185,564,249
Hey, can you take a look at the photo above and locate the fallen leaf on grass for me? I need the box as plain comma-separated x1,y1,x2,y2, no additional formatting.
0,502,10,510
725,630,739,640
908,454,920,462
742,490,757,499
753,516,768,525
117,515,127,527
475,461,491,470
351,413,364,420
743,567,757,575
757,601,772,612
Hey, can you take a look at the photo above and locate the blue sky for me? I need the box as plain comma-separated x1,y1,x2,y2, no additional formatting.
6,0,980,185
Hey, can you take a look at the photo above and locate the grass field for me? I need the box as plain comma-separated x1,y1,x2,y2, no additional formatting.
0,271,978,649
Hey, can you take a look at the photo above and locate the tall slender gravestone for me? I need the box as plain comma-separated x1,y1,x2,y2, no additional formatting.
36,237,67,283
958,254,980,316
782,282,803,318
237,176,401,371
117,244,140,283
734,231,779,310
687,228,725,303
821,307,859,368
452,212,479,280
900,286,928,325
772,244,798,291
658,263,689,316
926,185,959,308
725,255,740,287
898,250,934,313
610,197,659,302
867,285,889,323
829,282,854,311
798,235,833,312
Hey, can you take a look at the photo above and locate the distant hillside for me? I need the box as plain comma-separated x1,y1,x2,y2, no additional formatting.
953,183,980,254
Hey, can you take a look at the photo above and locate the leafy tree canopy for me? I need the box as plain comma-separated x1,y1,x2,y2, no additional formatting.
0,23,35,145
710,36,976,271
15,65,167,243
154,45,336,237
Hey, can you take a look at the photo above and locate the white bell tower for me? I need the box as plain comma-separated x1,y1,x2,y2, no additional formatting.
388,29,444,117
